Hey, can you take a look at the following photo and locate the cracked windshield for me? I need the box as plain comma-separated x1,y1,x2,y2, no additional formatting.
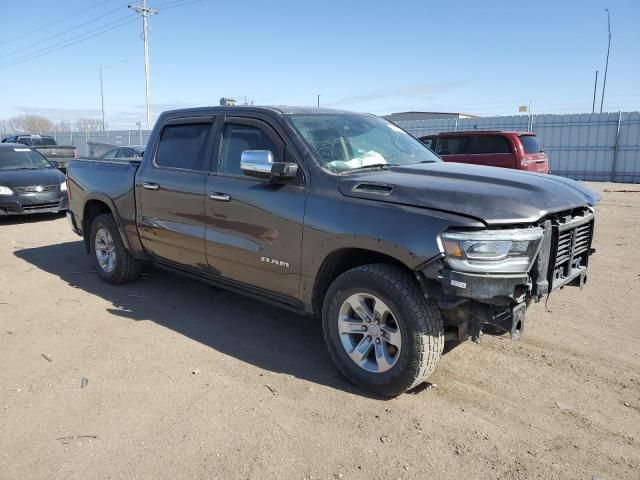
288,114,440,173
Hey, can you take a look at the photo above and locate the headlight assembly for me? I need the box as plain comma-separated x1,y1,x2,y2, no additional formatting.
440,227,544,274
60,181,67,192
0,186,14,196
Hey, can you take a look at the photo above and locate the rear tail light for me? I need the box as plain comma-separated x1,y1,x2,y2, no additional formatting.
65,174,71,200
73,148,78,159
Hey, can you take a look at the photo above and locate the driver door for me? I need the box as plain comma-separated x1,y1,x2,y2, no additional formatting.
204,116,307,301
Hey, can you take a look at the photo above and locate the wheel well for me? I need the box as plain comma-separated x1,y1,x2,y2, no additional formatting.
82,200,112,252
312,248,410,316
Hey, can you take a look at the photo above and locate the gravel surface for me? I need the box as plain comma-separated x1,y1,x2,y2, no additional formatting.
1,182,639,479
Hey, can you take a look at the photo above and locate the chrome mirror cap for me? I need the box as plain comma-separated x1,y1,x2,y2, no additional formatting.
240,150,273,178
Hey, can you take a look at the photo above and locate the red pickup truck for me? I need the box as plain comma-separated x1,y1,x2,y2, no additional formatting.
419,131,549,174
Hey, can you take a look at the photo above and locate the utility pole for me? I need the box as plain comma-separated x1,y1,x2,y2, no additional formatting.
100,66,105,131
600,8,611,113
317,94,321,108
129,0,158,129
592,70,599,113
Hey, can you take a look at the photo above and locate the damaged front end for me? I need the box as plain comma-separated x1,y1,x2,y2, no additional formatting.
417,207,596,342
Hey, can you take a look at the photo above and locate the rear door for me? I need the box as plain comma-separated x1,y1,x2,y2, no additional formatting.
468,134,516,169
518,134,549,173
204,116,306,301
136,116,215,269
435,135,472,164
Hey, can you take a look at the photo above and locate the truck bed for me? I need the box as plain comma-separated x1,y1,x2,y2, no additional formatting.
34,145,76,171
66,158,140,238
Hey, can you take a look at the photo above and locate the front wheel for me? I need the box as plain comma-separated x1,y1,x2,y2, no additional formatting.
322,264,444,396
89,213,141,284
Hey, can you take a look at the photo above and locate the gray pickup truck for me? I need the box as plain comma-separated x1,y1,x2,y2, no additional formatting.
66,106,600,396
2,134,76,171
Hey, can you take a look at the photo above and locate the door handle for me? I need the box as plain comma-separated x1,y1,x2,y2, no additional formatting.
142,182,159,190
209,192,230,202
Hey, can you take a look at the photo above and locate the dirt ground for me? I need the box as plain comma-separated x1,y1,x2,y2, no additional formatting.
1,182,639,480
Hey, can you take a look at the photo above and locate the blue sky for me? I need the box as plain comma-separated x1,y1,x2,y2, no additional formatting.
0,0,638,128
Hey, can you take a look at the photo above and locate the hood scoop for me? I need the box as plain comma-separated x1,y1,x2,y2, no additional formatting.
352,183,393,195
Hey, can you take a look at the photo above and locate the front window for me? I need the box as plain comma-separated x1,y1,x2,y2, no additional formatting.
288,114,440,174
0,148,53,171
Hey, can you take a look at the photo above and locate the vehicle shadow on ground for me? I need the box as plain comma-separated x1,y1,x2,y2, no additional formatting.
15,241,442,398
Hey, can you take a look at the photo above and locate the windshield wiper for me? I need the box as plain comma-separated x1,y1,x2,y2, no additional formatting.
344,163,398,173
8,167,39,170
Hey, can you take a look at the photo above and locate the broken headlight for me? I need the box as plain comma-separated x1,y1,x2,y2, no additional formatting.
440,227,544,273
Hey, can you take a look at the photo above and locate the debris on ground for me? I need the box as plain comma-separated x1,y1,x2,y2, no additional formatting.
265,384,277,395
81,378,88,388
41,354,52,362
57,435,97,444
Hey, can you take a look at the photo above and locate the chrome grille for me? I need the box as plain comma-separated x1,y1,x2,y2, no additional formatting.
14,185,57,193
549,210,594,288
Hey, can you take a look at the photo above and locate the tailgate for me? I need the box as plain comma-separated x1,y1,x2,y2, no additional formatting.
37,146,76,159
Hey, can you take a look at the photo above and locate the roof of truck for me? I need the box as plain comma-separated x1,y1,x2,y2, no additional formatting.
162,105,363,116
422,130,537,136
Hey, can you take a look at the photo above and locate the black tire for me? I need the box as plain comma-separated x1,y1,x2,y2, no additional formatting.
322,264,444,397
89,213,141,284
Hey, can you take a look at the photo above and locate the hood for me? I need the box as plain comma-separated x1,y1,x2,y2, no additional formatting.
0,168,64,189
338,162,601,225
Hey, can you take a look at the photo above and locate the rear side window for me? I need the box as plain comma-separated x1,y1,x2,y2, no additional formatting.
471,135,512,154
436,136,469,155
218,124,278,176
41,137,57,146
419,136,436,150
101,148,119,159
519,135,543,154
155,123,211,170
17,137,33,146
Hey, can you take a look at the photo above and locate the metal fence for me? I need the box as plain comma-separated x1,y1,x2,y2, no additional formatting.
393,111,640,183
0,129,154,158
2,111,639,183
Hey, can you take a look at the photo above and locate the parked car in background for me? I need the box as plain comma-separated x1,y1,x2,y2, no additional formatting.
1,134,77,172
418,134,437,151
66,106,598,396
0,143,68,216
419,131,549,174
99,145,145,160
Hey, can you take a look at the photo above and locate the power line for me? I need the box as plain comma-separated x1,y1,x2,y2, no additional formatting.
155,0,204,9
0,0,114,45
0,16,138,71
0,4,130,61
0,0,202,71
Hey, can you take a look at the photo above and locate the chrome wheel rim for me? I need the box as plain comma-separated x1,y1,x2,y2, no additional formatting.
94,228,116,273
337,293,402,373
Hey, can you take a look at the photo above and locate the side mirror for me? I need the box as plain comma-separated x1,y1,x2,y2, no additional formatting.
240,150,298,180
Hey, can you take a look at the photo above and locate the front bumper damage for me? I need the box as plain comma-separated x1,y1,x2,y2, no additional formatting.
418,208,595,342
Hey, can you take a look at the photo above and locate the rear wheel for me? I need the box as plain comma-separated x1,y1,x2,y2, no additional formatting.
89,213,141,284
322,264,444,396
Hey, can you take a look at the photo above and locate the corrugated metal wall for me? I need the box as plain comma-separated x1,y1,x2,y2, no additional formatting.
394,111,640,183
2,112,639,182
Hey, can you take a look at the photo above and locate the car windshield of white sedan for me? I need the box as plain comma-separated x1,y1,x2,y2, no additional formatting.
288,114,441,174
0,149,53,171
